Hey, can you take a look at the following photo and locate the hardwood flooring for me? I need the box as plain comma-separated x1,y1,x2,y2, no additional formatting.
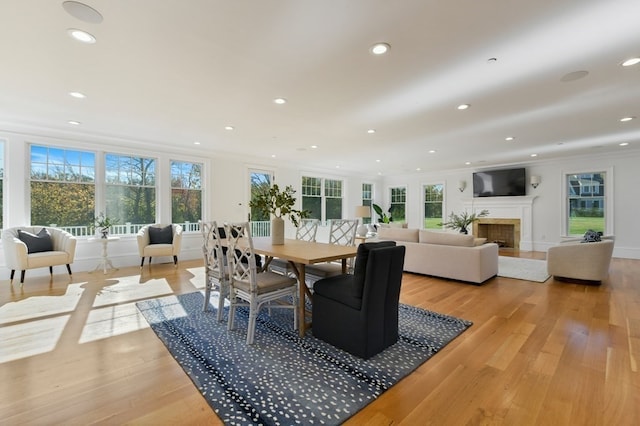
1,252,638,425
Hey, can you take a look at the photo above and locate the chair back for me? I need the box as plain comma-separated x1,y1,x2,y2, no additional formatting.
327,219,358,246
225,222,259,293
296,219,319,242
201,221,226,279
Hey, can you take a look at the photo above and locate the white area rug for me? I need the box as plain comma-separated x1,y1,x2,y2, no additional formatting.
498,256,550,282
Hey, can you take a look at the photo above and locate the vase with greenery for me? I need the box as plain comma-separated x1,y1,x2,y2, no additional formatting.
95,212,118,239
249,184,308,244
372,203,393,224
440,209,489,234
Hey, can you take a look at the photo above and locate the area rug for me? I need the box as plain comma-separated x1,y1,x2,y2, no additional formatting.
136,291,472,425
498,256,550,282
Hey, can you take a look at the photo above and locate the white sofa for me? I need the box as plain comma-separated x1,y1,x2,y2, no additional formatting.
2,226,77,284
376,227,499,284
547,239,614,282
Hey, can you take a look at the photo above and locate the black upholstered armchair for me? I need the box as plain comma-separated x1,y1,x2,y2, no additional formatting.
312,241,406,359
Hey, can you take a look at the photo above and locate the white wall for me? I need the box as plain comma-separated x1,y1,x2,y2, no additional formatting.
381,149,640,259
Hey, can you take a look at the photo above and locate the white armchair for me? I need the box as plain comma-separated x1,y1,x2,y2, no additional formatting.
547,239,614,283
2,226,77,285
136,224,183,267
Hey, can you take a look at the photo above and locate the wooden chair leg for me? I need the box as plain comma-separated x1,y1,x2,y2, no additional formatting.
66,264,72,275
10,270,15,281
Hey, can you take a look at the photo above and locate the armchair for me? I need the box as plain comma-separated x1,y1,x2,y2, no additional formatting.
547,239,614,283
2,226,77,285
137,224,183,267
312,241,405,359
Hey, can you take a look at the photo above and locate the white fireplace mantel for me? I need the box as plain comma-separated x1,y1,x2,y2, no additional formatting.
463,196,537,250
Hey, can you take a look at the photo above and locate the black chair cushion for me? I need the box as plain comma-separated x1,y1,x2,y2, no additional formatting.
219,226,262,268
149,225,173,244
313,274,362,310
352,241,396,298
18,228,54,254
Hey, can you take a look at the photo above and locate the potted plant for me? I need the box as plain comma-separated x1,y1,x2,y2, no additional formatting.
249,184,308,244
440,209,489,234
372,203,393,224
95,212,118,239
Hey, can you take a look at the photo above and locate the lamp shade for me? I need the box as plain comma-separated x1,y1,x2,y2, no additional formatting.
355,205,371,218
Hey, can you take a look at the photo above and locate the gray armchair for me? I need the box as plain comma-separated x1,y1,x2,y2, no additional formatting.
2,226,77,285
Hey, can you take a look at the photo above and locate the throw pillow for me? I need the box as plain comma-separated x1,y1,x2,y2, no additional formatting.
18,228,54,254
149,225,173,245
582,229,602,243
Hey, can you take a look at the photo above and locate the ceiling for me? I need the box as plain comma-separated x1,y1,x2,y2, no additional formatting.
1,0,639,176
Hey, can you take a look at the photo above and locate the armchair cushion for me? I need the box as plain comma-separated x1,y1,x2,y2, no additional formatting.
18,228,53,254
149,224,173,245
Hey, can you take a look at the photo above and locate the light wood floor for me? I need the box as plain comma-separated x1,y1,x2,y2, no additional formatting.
1,252,638,425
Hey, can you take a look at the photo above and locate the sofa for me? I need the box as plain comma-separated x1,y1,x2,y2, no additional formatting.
376,227,498,284
547,238,614,283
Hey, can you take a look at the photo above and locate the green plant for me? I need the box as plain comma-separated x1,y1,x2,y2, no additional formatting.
372,203,393,224
95,212,118,228
249,184,309,227
440,209,489,233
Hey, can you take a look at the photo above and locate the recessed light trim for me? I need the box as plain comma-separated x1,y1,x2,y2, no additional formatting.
367,129,376,134
465,161,471,165
505,136,515,141
620,116,635,122
193,141,201,145
370,43,390,55
69,91,86,98
622,57,640,67
67,120,81,125
619,142,629,146
224,126,234,130
62,1,103,24
428,150,436,154
273,98,287,104
311,145,318,149
457,104,470,110
530,154,538,157
67,28,96,43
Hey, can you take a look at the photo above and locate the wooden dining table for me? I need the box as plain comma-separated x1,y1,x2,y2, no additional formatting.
251,237,358,336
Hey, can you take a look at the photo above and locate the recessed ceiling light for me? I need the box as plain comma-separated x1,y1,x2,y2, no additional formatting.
505,136,515,141
367,129,376,134
377,172,382,175
67,28,96,43
619,142,629,146
370,43,390,55
428,150,436,154
311,145,318,149
68,120,81,125
69,91,86,99
620,116,635,122
376,159,381,163
193,141,201,145
560,70,589,82
271,154,276,158
273,98,287,104
622,57,640,67
335,165,340,169
62,1,103,24
416,168,421,171
530,154,538,157
224,126,234,130
465,161,471,165
457,104,470,110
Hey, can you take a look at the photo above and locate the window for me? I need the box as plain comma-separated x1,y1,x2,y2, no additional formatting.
362,183,372,224
302,176,343,222
30,144,96,236
423,184,443,229
105,153,156,227
171,160,202,231
566,171,607,236
389,186,406,223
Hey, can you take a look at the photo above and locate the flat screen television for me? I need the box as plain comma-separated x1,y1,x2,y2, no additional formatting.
473,168,526,197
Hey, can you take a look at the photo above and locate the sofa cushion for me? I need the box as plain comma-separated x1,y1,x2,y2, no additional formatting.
352,241,397,298
474,238,487,246
377,227,419,243
419,230,475,247
149,225,173,244
18,228,54,254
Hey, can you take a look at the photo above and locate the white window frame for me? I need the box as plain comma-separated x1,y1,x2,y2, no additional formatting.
561,166,613,237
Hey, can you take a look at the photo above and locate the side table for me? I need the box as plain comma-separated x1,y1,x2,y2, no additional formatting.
88,236,120,274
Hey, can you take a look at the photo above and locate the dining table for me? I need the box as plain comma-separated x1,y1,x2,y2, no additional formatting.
251,237,358,336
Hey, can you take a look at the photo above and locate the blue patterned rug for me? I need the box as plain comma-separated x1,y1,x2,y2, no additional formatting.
136,291,472,425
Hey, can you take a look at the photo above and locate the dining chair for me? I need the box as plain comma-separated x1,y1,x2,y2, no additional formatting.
304,219,358,284
225,222,298,344
201,221,229,321
269,219,319,276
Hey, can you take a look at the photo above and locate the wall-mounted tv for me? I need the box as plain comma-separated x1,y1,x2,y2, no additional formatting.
473,168,526,197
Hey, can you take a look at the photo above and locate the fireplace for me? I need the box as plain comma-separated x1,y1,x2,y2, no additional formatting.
473,218,521,249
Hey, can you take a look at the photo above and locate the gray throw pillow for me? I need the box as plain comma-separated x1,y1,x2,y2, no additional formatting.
149,225,173,245
18,228,54,254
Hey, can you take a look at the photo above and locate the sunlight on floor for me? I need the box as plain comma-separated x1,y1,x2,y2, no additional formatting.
0,315,69,363
0,283,84,325
80,302,150,343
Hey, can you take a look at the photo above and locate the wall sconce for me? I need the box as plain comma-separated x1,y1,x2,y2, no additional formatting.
458,180,467,192
530,175,540,189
